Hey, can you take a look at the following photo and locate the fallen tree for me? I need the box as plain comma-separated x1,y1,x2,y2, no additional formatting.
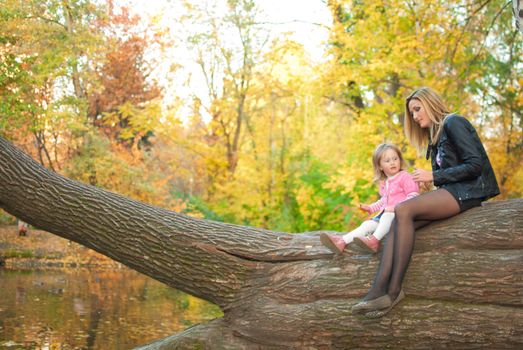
0,136,521,349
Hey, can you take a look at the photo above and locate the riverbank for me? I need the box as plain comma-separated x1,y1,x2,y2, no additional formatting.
0,225,121,269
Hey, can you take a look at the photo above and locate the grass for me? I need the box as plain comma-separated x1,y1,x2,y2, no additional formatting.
2,249,35,259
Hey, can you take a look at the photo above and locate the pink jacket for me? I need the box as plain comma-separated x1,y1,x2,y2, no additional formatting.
368,171,419,213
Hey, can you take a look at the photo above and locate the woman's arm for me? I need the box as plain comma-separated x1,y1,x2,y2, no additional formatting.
433,115,483,186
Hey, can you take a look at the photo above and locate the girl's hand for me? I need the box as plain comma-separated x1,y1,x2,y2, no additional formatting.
359,204,372,214
384,206,395,212
412,168,433,183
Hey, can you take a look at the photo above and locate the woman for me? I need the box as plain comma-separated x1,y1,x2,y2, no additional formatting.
352,87,500,318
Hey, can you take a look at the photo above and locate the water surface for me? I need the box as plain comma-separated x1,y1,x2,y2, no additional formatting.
0,268,222,349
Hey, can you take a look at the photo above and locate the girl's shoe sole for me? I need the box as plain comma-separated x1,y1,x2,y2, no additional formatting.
320,233,344,254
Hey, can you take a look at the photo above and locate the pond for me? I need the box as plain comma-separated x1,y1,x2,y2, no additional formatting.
0,268,222,349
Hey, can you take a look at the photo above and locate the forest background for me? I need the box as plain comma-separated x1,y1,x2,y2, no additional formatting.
1,0,521,234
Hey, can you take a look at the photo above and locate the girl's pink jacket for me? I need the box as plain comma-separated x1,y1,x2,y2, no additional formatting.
368,170,420,213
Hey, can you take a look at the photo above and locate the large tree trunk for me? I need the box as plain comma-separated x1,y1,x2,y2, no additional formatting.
0,136,521,349
515,0,523,34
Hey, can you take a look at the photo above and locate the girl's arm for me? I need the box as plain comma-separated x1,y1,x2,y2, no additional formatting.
366,199,384,213
433,115,483,186
365,180,386,213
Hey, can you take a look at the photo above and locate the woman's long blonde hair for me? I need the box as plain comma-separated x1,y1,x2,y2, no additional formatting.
404,87,451,155
372,143,406,182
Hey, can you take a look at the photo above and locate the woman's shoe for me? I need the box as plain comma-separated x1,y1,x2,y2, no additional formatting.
320,233,346,254
364,290,405,318
351,294,392,315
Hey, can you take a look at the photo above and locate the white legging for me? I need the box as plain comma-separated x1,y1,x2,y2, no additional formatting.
342,212,395,244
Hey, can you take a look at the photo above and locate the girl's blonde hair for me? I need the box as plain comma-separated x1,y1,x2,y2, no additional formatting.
372,143,406,182
404,87,451,155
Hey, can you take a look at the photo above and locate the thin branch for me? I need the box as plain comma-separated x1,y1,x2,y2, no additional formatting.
447,0,493,67
24,15,67,30
458,1,513,81
254,20,331,31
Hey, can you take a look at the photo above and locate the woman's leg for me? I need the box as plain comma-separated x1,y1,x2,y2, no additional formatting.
363,219,397,300
363,189,459,301
386,189,459,298
342,220,378,244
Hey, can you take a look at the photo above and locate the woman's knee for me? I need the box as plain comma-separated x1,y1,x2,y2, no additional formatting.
394,202,413,219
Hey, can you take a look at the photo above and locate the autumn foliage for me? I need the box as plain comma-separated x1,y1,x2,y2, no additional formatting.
0,0,521,230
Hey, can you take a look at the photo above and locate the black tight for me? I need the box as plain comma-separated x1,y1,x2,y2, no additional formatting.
365,189,460,301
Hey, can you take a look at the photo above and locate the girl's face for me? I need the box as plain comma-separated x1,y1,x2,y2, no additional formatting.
408,99,432,129
379,149,401,178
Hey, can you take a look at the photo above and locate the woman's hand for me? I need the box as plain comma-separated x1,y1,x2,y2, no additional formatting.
420,181,434,192
359,204,372,214
412,168,434,183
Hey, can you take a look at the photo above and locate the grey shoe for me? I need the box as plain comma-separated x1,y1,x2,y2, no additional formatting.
364,290,405,318
352,294,392,315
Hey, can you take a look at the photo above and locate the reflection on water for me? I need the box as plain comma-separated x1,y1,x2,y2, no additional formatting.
0,268,222,349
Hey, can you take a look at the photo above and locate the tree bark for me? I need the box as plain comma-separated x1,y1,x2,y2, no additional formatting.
0,136,521,349
515,0,523,34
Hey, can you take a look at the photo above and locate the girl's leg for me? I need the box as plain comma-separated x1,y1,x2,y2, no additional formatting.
371,212,395,241
386,189,460,299
363,189,459,301
342,220,378,244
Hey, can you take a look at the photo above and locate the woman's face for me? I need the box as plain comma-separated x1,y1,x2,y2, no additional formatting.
408,99,432,129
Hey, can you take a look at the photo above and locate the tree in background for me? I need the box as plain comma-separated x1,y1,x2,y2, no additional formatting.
0,0,104,170
66,1,179,208
179,0,268,177
87,1,163,152
0,0,181,210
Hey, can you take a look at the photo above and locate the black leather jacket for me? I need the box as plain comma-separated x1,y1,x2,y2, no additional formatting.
427,114,500,202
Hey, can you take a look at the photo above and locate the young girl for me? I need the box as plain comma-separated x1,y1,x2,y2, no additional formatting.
320,143,419,254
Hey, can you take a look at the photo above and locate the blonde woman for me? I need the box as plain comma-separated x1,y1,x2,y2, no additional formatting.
352,87,500,318
320,143,419,254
